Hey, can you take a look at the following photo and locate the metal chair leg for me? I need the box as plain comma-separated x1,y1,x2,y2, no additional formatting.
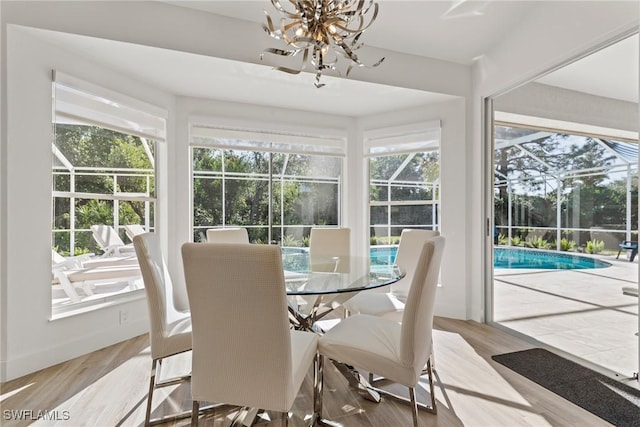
426,358,437,413
145,356,194,426
356,356,437,416
313,354,324,421
191,401,200,427
144,359,158,426
409,387,419,427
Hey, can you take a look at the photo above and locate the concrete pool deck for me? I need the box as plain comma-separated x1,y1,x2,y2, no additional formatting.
494,251,639,379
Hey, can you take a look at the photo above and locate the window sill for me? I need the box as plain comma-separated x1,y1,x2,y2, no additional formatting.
50,289,145,321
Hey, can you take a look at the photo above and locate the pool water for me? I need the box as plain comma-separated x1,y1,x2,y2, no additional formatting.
375,245,611,270
493,247,611,269
282,245,611,271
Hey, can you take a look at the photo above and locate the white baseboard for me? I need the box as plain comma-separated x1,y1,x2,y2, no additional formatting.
1,319,148,382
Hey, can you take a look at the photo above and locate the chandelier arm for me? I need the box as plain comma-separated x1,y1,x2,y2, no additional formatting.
336,0,368,18
274,66,304,75
271,0,303,18
334,4,378,33
263,14,283,39
262,47,304,57
282,20,302,32
291,36,320,45
335,39,383,68
345,63,354,76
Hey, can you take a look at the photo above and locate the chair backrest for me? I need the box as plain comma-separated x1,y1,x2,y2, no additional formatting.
399,236,445,379
309,227,350,273
133,233,186,359
91,225,126,249
181,243,294,411
124,224,146,241
205,227,250,244
392,229,440,298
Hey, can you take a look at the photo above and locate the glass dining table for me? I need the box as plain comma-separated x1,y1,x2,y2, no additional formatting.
283,253,404,412
283,254,404,332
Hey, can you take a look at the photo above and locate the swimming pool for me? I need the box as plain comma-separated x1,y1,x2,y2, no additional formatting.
282,245,611,271
493,247,611,269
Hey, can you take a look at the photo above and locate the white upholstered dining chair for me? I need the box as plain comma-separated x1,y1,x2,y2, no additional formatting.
181,243,319,426
133,233,193,426
309,227,350,273
344,229,440,317
317,236,445,427
205,227,250,244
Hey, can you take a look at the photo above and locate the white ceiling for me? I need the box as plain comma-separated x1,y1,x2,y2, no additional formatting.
165,0,538,65
536,33,638,104
25,1,638,116
175,0,638,103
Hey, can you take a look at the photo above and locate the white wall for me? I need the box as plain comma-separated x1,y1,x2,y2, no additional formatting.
470,1,640,322
0,0,7,379
0,26,174,381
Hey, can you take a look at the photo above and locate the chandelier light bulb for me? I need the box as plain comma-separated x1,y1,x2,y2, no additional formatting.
261,0,385,88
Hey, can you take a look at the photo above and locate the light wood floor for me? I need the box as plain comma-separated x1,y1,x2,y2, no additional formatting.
1,317,629,426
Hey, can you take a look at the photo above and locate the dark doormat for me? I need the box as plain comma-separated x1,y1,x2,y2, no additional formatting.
492,348,640,427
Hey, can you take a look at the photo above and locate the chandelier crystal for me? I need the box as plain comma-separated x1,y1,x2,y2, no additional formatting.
261,0,385,88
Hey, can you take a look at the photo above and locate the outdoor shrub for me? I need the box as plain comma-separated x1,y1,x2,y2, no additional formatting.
282,234,301,247
558,238,576,252
497,234,509,245
525,236,551,249
510,236,523,246
371,236,400,245
585,240,605,254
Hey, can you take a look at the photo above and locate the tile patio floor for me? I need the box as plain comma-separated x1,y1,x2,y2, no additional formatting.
494,252,639,379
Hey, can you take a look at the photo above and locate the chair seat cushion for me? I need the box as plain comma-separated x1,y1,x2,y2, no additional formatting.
152,315,192,359
343,291,405,316
319,314,420,387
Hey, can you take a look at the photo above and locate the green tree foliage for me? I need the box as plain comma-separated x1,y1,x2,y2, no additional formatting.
53,124,154,253
192,148,341,244
495,127,637,244
369,152,439,231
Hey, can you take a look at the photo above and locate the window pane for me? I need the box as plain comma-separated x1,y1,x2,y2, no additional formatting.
52,123,156,305
224,178,270,226
191,142,342,246
390,205,435,226
369,148,440,246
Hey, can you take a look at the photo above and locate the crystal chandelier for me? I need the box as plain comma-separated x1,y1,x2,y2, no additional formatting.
261,0,385,88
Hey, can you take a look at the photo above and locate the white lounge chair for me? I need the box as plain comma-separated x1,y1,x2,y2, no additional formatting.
52,263,141,303
124,224,146,241
52,249,138,269
91,225,136,257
